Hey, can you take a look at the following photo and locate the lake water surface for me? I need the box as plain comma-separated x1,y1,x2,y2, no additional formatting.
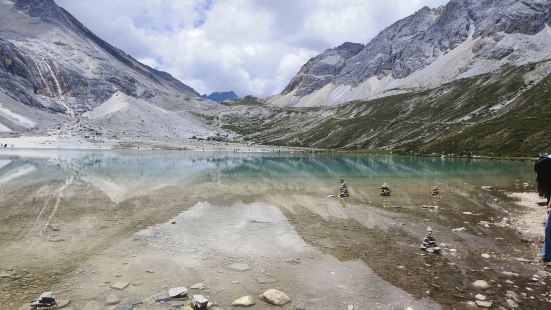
0,150,548,309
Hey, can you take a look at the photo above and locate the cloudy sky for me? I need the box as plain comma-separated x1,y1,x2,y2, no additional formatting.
57,0,449,97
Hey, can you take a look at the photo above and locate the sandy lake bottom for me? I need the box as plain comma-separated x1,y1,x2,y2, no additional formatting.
0,150,550,309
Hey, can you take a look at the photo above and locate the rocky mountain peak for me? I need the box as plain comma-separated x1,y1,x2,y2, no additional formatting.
0,0,200,132
14,0,65,24
275,0,551,107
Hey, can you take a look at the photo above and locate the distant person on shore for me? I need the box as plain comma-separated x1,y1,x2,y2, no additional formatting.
535,153,551,263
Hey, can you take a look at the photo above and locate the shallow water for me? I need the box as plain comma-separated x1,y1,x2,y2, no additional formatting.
0,150,548,309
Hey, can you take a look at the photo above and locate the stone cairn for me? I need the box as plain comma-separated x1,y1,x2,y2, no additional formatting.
339,179,349,198
380,183,391,196
432,186,440,197
420,227,441,253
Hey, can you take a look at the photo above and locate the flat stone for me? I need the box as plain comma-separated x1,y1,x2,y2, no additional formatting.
111,282,130,290
481,253,490,259
190,282,205,290
348,306,354,310
227,263,251,272
475,294,486,301
502,271,519,277
472,280,490,289
463,301,478,309
191,295,208,310
106,294,120,305
232,295,256,307
475,300,493,308
259,289,290,306
168,287,188,298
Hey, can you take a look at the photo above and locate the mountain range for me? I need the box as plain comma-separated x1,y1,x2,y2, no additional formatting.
0,0,228,144
0,0,550,155
269,0,551,107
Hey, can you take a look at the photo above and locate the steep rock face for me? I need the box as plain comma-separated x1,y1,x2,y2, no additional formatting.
275,0,551,106
0,0,198,123
282,42,364,96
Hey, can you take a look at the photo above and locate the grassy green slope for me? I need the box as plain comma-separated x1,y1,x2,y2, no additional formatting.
222,61,551,157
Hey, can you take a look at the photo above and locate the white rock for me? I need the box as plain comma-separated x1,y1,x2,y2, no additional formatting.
232,295,256,307
472,280,490,289
168,287,188,298
475,294,486,301
191,295,208,310
481,253,490,258
502,271,519,277
259,289,290,306
475,300,492,308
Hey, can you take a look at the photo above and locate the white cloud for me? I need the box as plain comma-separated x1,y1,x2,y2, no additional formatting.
57,0,449,97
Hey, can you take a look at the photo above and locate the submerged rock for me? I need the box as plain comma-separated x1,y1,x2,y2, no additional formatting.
190,283,205,290
232,295,256,307
56,300,70,308
259,289,290,306
227,263,251,272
